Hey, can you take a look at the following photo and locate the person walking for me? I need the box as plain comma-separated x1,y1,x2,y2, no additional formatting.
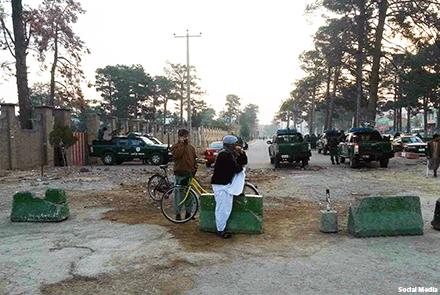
170,129,197,220
310,134,318,150
328,133,340,165
211,135,248,239
428,134,440,177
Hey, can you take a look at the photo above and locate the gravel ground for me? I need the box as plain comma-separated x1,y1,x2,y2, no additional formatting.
0,142,439,295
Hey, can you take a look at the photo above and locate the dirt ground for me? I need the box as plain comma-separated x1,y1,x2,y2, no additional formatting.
1,148,439,295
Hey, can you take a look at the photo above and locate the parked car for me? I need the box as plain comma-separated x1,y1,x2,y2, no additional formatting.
267,128,311,168
392,135,427,155
90,133,171,165
204,141,223,167
339,127,394,168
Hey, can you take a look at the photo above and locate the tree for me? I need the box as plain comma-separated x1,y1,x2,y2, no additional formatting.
224,94,241,127
164,62,204,127
0,0,33,128
32,0,89,109
49,123,77,166
239,104,259,140
152,75,176,129
191,99,215,128
29,82,50,107
94,64,153,119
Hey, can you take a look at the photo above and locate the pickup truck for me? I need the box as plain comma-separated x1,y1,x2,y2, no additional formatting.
267,128,311,168
339,127,394,168
90,134,171,165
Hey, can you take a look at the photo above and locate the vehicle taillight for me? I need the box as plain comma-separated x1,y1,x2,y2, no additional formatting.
354,144,359,154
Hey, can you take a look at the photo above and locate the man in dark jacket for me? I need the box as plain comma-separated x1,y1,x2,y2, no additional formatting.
170,129,197,220
328,133,340,165
211,135,248,238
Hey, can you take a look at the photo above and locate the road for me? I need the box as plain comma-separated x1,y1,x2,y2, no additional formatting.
247,139,331,169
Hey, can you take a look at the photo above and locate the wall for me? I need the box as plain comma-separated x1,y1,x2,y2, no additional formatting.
0,104,55,170
97,116,228,149
150,127,227,148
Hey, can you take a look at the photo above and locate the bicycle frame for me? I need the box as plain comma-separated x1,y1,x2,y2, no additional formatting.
176,177,208,207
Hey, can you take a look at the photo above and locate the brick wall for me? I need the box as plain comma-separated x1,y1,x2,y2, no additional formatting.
0,122,8,170
0,104,55,170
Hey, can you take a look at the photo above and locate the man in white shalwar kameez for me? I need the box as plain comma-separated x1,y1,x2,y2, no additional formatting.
211,135,248,239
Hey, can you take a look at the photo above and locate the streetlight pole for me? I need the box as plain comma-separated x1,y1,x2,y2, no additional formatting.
174,29,202,137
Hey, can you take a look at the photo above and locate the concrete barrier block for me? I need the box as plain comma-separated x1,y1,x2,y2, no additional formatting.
432,198,440,230
11,191,70,222
44,188,67,204
348,196,423,238
320,210,338,233
199,194,263,234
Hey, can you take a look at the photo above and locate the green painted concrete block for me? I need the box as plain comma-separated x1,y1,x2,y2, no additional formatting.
199,194,263,234
10,191,70,222
348,196,423,238
320,210,338,233
44,188,67,204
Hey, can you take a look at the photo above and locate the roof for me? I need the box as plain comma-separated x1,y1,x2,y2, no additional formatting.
276,128,299,135
348,127,376,133
324,129,340,136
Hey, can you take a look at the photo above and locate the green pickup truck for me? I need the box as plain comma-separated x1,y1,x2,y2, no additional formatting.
339,127,394,168
267,129,311,168
90,134,171,165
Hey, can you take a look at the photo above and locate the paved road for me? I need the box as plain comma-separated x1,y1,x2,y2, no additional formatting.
247,139,331,169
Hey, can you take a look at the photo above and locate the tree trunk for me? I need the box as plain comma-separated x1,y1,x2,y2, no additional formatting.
354,0,366,128
328,66,340,130
367,0,388,122
398,107,402,132
406,106,411,133
12,0,31,129
163,99,168,129
108,79,113,115
324,66,332,130
437,107,440,132
423,97,428,137
49,29,59,107
309,85,316,134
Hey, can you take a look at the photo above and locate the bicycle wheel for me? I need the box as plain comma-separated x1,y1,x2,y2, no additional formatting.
147,174,168,201
243,182,259,195
161,185,199,223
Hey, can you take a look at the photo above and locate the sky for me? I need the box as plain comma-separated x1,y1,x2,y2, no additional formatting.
0,0,323,125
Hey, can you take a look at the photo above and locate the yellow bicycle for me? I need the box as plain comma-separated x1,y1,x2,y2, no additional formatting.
160,175,259,223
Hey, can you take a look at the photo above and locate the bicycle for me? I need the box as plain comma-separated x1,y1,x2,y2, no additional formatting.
146,164,173,201
160,172,259,223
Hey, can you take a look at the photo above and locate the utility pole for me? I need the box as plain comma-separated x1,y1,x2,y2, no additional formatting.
174,29,202,136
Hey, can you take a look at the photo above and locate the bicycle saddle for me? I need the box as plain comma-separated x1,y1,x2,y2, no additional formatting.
159,164,168,169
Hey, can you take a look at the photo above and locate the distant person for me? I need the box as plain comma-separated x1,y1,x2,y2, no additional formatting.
211,135,248,239
170,129,197,220
310,134,317,149
394,132,401,139
339,130,346,142
428,134,440,177
102,127,112,141
328,134,340,165
98,126,104,140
